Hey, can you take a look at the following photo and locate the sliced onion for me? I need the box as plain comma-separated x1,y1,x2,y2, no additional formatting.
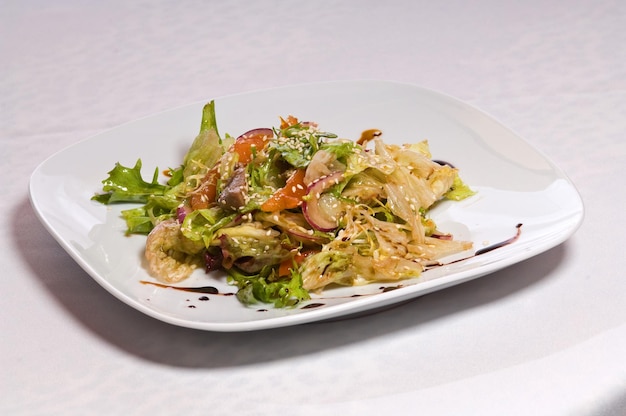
302,171,344,231
286,227,329,245
176,204,190,223
236,127,273,141
430,231,453,240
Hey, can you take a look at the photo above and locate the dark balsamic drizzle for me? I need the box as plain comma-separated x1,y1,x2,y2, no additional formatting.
140,280,235,296
425,223,523,270
474,223,523,255
432,159,456,168
381,285,403,293
301,302,325,309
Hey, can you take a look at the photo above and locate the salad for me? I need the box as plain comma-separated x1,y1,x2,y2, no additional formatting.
93,102,474,307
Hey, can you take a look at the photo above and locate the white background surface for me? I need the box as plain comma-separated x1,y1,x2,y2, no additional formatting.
2,1,625,415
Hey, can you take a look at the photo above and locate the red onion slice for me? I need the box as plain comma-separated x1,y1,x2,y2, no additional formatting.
302,171,344,231
286,227,330,245
235,127,273,141
176,204,190,223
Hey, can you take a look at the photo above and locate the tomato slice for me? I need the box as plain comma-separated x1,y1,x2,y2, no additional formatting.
231,128,272,165
260,169,307,212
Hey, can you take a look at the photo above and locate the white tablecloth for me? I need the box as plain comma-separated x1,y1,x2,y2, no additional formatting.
2,1,625,415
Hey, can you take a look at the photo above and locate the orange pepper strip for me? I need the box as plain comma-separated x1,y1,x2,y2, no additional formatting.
189,167,219,210
231,130,272,165
279,115,299,129
260,169,307,212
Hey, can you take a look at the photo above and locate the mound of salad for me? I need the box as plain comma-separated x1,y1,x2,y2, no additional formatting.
93,101,475,307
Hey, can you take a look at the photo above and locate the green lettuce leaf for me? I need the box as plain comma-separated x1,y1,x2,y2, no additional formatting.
180,207,236,247
92,159,166,204
228,266,310,308
120,194,180,234
270,123,337,168
182,101,224,180
321,139,357,160
444,174,476,201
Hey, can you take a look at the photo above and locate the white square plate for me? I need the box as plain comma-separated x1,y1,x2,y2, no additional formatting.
29,80,583,331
